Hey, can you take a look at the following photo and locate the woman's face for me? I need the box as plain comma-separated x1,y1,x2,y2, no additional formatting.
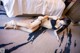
59,20,66,25
57,19,66,25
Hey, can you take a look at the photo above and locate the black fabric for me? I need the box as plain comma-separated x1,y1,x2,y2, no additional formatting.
64,0,72,8
1,1,3,5
51,20,57,30
0,26,4,29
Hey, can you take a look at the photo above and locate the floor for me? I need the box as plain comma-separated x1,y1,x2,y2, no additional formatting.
0,5,80,53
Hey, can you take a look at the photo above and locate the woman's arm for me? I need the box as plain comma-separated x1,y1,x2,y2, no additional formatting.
44,16,59,20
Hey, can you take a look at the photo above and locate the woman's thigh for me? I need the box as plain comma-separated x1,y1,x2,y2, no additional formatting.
42,19,52,29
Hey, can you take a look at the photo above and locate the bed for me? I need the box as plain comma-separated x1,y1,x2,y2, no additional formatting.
1,0,65,18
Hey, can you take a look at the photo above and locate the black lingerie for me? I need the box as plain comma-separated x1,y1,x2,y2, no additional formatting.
51,20,57,30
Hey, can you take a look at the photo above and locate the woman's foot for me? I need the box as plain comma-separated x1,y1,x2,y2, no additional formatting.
4,20,17,29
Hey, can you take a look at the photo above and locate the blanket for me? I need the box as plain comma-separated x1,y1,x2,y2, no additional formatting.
2,0,65,17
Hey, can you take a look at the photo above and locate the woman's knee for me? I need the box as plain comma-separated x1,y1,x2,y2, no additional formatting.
37,16,45,20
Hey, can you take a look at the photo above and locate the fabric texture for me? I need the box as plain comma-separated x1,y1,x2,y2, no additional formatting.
2,0,65,17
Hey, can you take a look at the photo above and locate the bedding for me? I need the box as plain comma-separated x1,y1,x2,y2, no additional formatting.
1,0,65,18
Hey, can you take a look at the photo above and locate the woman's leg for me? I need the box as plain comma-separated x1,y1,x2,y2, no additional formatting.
4,20,40,33
28,16,48,29
4,20,29,29
41,19,52,29
15,18,41,29
16,16,48,29
18,16,48,33
5,16,48,32
17,25,40,33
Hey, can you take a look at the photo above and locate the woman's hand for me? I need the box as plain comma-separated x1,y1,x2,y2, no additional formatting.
44,15,49,19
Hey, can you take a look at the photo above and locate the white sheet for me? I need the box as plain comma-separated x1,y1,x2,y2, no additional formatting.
2,0,65,18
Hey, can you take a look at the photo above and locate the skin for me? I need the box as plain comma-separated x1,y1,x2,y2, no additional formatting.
5,15,65,33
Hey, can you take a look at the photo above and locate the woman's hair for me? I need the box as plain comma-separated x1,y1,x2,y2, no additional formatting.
60,16,71,25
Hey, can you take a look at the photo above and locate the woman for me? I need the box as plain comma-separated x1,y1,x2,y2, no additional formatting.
5,15,66,33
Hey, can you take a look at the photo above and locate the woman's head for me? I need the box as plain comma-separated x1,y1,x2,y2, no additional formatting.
59,20,66,25
59,17,71,26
